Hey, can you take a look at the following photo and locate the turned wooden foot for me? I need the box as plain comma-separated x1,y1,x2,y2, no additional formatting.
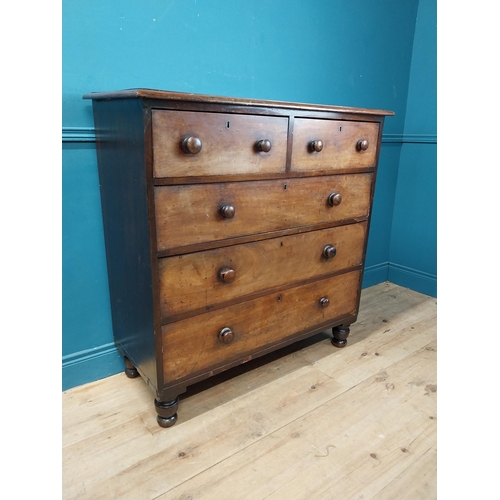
332,325,351,348
155,397,179,428
124,357,139,378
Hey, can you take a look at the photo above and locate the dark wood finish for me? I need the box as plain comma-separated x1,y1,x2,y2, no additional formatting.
322,244,337,259
124,358,139,378
328,192,343,207
83,88,395,117
154,174,372,252
90,98,159,393
157,218,369,258
181,135,202,154
310,139,324,152
151,167,376,186
162,271,361,383
218,327,235,344
220,204,236,219
154,397,179,428
257,139,272,152
319,297,330,307
84,88,392,427
357,139,369,151
152,110,287,177
332,325,351,348
291,118,379,173
218,267,236,283
158,222,367,319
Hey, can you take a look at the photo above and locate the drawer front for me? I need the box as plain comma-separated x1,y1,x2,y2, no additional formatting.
159,222,367,318
291,118,379,173
155,173,372,252
152,110,288,178
162,270,361,383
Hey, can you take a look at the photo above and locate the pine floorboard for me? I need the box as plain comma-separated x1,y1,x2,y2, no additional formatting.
62,282,437,500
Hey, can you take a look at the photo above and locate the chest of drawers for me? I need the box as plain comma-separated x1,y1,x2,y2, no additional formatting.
83,89,393,427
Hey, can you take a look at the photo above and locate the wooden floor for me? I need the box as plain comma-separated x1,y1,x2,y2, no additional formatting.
62,282,437,500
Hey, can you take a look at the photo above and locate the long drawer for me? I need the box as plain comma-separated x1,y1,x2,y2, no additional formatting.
158,222,367,318
161,270,361,383
154,173,372,252
152,110,288,178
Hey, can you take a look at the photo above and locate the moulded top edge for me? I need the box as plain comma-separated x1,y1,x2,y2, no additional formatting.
82,88,395,116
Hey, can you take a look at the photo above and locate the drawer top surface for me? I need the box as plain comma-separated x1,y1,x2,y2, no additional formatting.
82,88,394,117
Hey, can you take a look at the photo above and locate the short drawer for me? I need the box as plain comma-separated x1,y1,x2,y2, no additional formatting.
291,118,379,173
158,222,367,318
154,173,372,252
161,270,361,383
152,110,288,178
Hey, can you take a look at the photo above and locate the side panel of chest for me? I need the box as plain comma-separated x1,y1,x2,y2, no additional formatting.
91,98,158,391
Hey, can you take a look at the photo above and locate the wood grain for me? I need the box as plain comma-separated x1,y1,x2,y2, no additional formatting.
291,118,380,172
84,88,395,116
158,222,367,318
154,173,373,251
161,270,361,382
62,283,436,500
85,89,393,434
161,342,436,500
152,110,288,178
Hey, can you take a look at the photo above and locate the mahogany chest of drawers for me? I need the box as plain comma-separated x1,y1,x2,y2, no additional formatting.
84,89,393,427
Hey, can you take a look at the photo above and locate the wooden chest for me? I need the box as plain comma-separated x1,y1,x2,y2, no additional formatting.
83,89,393,427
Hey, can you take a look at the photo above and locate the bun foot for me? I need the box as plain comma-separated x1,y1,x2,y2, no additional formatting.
332,325,350,348
155,397,179,428
157,413,178,428
124,358,139,378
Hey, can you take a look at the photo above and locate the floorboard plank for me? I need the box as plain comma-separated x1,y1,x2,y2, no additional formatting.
160,340,437,500
62,283,437,500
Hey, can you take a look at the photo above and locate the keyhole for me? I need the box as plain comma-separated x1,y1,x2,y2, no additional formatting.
284,183,287,190
226,121,230,129
277,295,282,302
280,241,283,247
339,126,342,132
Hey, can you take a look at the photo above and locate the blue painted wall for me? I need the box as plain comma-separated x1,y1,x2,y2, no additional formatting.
388,0,437,296
63,0,432,390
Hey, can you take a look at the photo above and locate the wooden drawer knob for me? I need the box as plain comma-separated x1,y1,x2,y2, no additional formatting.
219,267,236,283
218,327,235,344
323,245,337,259
319,297,330,307
357,139,369,151
327,192,342,206
220,204,235,219
309,140,323,152
257,139,272,153
181,135,202,154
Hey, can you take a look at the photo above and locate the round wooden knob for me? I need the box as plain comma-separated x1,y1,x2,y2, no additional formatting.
219,267,236,283
257,139,272,153
218,327,234,344
357,139,369,151
319,297,330,307
328,192,342,206
181,136,202,154
323,245,337,259
220,205,235,219
309,140,323,152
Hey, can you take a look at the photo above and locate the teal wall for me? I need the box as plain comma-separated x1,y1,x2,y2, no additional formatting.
388,0,437,296
63,0,435,391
